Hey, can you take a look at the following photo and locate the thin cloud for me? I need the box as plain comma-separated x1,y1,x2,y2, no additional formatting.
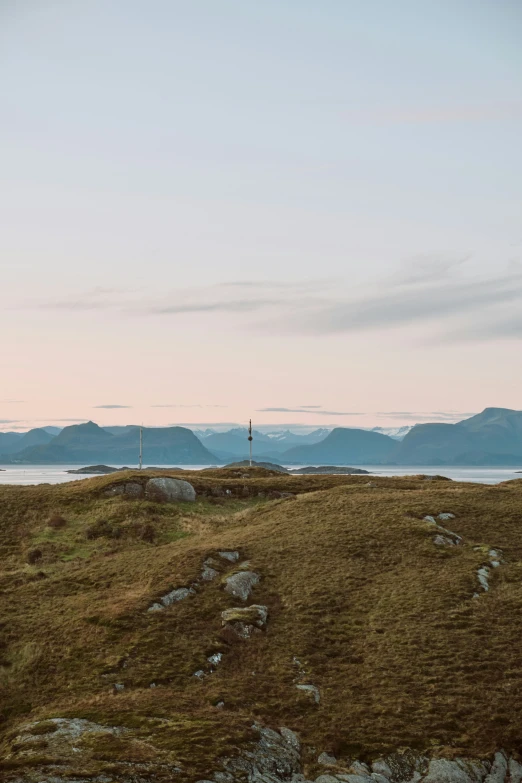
376,411,476,423
93,405,132,409
20,265,522,345
152,404,227,408
37,287,128,311
284,269,522,336
148,299,280,315
257,407,360,416
1,399,26,403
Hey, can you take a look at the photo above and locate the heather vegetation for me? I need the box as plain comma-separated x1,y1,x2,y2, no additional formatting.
1,468,522,781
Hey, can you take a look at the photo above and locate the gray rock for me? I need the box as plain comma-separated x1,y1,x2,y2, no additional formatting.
222,605,268,628
148,602,164,612
201,564,219,581
113,683,125,692
488,549,503,568
103,484,125,496
315,777,340,783
224,571,260,601
280,727,300,752
219,550,240,562
342,777,373,783
145,477,196,503
423,759,476,783
193,670,205,679
351,763,371,777
295,684,320,703
228,621,256,639
208,652,223,667
124,481,144,498
371,775,391,783
438,513,456,520
484,752,507,783
477,567,490,591
434,535,456,546
372,761,393,779
318,752,337,766
220,724,300,782
508,759,522,783
161,587,195,607
424,516,437,524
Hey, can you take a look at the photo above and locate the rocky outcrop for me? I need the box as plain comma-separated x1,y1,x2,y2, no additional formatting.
424,514,462,545
144,476,196,502
103,481,144,498
197,724,301,783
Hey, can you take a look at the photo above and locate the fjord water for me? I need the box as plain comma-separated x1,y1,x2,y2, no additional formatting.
0,465,520,486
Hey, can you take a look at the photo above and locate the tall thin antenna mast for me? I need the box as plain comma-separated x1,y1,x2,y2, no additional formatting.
248,419,253,467
139,425,143,470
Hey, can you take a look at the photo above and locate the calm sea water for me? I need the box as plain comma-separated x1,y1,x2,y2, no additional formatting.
0,464,520,486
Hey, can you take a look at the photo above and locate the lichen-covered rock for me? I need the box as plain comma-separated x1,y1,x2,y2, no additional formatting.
434,534,456,546
219,550,240,562
222,605,268,628
145,477,196,502
372,761,393,779
123,481,143,498
148,586,195,611
103,484,125,497
509,759,522,783
423,758,478,783
224,571,260,601
202,559,219,581
204,724,300,783
484,752,508,783
318,752,337,766
161,587,195,607
477,567,490,592
351,763,371,776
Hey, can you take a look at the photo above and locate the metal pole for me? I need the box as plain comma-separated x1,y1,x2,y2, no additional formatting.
248,419,253,467
139,426,143,470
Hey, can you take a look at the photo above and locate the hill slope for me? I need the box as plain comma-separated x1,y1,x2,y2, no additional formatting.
2,469,521,781
283,427,396,464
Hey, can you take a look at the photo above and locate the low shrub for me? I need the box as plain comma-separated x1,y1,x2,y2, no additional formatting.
85,520,122,540
47,513,67,529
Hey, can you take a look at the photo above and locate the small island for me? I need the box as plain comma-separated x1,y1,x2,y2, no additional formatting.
66,465,124,475
288,465,370,475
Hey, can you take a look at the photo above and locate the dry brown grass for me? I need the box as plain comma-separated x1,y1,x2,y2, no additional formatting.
1,470,522,779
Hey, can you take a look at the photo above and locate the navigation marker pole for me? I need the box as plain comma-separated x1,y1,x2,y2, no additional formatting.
248,419,253,467
139,425,143,470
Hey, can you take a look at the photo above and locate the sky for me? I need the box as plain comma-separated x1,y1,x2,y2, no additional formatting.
1,0,522,432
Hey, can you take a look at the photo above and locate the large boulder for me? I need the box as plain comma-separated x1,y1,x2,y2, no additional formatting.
144,477,196,503
224,570,260,601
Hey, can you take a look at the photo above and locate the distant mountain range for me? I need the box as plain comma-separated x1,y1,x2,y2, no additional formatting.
2,422,215,465
1,409,522,465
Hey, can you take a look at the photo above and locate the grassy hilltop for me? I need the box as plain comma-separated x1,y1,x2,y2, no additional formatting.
1,468,522,781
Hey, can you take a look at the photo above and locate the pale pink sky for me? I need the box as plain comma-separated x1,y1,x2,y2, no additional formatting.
1,1,521,432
